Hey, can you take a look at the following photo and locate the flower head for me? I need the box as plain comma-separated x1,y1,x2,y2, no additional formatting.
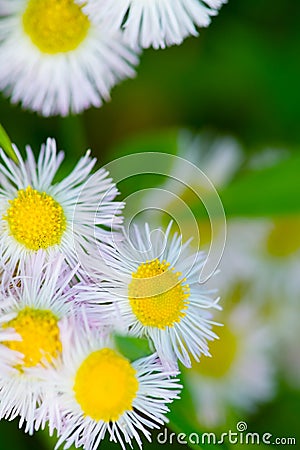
0,137,123,272
217,217,300,390
0,251,80,434
80,0,227,49
0,0,139,116
81,221,220,369
36,320,181,449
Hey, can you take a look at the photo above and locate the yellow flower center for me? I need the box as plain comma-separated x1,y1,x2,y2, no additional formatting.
22,0,90,54
3,186,66,251
266,217,300,258
3,307,61,368
74,348,139,422
192,325,237,378
128,259,190,329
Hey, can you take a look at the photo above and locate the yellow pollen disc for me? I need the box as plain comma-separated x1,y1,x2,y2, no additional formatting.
3,186,66,251
192,325,237,378
74,348,139,422
128,259,190,329
266,217,300,258
22,0,90,54
3,307,61,368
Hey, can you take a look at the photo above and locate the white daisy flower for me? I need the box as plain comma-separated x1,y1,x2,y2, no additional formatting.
218,217,300,389
81,221,220,369
0,137,123,272
80,0,227,50
0,302,23,376
251,217,300,301
174,131,242,192
0,251,80,434
0,0,139,116
139,131,242,236
217,217,300,302
185,301,276,428
205,219,258,295
35,320,181,450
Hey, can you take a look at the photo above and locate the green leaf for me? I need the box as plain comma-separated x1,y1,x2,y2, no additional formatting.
109,128,180,160
106,129,181,200
108,128,300,217
0,123,18,163
219,155,300,216
114,334,153,361
182,153,300,220
248,380,300,447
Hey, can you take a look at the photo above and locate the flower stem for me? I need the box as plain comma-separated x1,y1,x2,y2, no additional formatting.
0,123,18,163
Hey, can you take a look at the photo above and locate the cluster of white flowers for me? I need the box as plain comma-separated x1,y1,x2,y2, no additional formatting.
0,137,220,449
0,0,227,116
148,132,300,430
146,132,278,428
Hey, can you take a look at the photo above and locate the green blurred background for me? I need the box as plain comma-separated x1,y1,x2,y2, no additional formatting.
1,0,300,449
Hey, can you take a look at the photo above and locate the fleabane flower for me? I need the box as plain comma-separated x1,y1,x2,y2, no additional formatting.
242,216,300,301
80,0,227,50
217,217,300,389
36,321,181,450
81,222,220,369
185,301,276,428
0,138,123,272
140,131,242,236
0,251,80,434
0,0,139,116
214,217,300,303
